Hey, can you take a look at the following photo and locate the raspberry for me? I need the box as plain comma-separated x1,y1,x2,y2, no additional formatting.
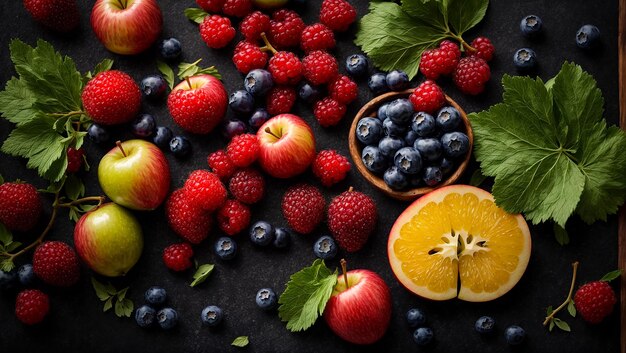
301,23,335,52
328,75,358,105
312,150,351,187
166,189,213,244
199,15,236,49
208,150,236,180
81,70,141,125
0,182,42,232
223,0,253,18
240,11,271,42
66,147,84,173
15,289,49,325
409,80,446,114
469,37,495,62
419,40,461,79
453,56,491,95
302,50,338,86
328,189,377,252
163,243,194,272
229,168,265,204
33,241,80,287
23,0,79,33
196,0,225,13
314,97,346,127
268,9,305,49
227,133,260,167
574,281,617,324
217,199,251,236
319,0,356,32
281,184,326,234
266,86,296,116
184,170,227,211
233,41,268,74
268,51,303,86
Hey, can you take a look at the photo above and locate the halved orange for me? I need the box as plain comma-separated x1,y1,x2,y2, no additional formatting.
388,185,531,302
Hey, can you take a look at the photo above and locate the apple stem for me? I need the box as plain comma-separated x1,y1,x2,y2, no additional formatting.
116,0,126,9
348,186,354,193
340,258,349,289
264,127,281,139
116,140,127,157
260,32,278,55
185,77,193,90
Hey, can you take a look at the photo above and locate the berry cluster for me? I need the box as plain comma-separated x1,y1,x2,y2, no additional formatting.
134,286,180,330
248,221,292,249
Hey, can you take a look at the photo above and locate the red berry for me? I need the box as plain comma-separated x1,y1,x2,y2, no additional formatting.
163,243,194,272
66,147,84,174
469,37,495,62
166,189,213,244
226,133,260,167
223,0,252,18
314,97,346,127
419,40,461,79
453,56,491,95
266,86,296,116
0,182,42,232
281,184,326,234
268,9,305,49
199,15,236,49
328,75,358,105
301,23,335,52
217,199,251,236
184,170,227,211
319,0,356,32
409,80,446,114
312,150,351,187
15,289,49,325
574,281,617,324
240,11,271,42
233,41,268,74
207,150,236,180
81,70,141,125
23,0,79,32
268,51,303,86
33,241,80,287
196,0,225,13
302,50,338,86
229,168,265,204
328,189,377,252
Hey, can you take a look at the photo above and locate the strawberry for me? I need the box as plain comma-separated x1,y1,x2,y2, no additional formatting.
23,0,79,32
281,184,326,234
166,189,213,244
0,182,42,232
574,280,617,324
81,70,141,125
327,189,377,252
32,241,80,287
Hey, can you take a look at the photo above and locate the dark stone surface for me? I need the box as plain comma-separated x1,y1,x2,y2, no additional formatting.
0,0,620,352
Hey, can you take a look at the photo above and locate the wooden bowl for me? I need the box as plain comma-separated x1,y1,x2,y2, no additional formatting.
348,88,473,201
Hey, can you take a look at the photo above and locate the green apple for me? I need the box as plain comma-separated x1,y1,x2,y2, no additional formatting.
251,0,289,9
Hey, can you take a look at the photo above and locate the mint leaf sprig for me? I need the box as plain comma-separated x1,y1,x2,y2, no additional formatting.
91,277,134,318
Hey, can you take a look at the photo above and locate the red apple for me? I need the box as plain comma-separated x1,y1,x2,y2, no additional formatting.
167,75,228,134
91,0,162,55
323,267,392,345
256,114,316,178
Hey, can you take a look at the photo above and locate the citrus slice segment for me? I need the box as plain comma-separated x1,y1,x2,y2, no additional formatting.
388,185,531,302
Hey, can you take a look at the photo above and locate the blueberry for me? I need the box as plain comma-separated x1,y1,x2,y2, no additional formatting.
436,106,461,132
414,138,442,162
404,130,419,146
157,307,178,330
160,38,182,59
406,308,427,328
229,90,255,115
313,235,338,260
152,126,173,149
378,136,405,159
249,221,275,247
383,118,406,137
298,82,321,104
221,119,247,139
475,316,495,334
356,117,383,145
0,269,17,291
244,69,273,96
145,286,167,307
249,109,270,131
394,147,422,175
215,237,237,260
131,113,156,138
17,264,36,287
513,48,537,70
361,146,387,174
411,112,436,137
368,73,389,95
423,166,443,186
520,15,542,37
386,70,409,91
377,103,389,121
255,288,277,310
140,75,168,100
386,98,413,124
384,166,409,190
439,158,454,176
505,325,526,345
273,227,291,248
87,123,110,144
441,132,470,159
169,136,191,157
346,54,369,77
413,327,434,346
201,305,223,327
135,305,156,328
576,25,600,49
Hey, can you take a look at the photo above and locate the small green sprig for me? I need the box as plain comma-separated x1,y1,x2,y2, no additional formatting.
91,277,134,318
231,336,249,348
543,262,578,332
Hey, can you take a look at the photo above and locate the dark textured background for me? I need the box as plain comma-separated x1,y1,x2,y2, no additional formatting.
0,0,621,352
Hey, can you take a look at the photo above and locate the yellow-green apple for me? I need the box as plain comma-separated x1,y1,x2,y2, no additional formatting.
167,75,228,134
98,140,170,210
91,0,162,55
256,114,316,178
74,203,143,277
251,0,289,9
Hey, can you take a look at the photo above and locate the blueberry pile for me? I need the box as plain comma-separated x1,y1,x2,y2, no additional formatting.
135,286,180,330
0,263,38,291
356,99,469,190
405,308,433,346
248,221,292,249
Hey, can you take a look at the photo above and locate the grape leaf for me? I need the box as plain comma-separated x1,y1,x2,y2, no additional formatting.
231,336,249,347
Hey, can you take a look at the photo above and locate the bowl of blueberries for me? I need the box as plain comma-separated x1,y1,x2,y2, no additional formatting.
349,88,473,201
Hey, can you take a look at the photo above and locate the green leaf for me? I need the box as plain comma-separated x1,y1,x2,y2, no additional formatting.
567,300,576,317
231,336,249,348
546,306,553,315
105,282,117,296
103,297,113,312
91,277,113,301
0,258,15,272
92,59,114,76
157,60,175,90
0,223,12,246
117,287,129,300
190,264,215,287
401,0,448,31
0,77,38,126
177,60,222,80
278,259,338,332
600,270,622,282
469,168,487,187
446,0,489,36
554,223,569,246
554,319,571,332
184,8,209,24
114,300,124,317
5,242,22,252
79,204,97,213
549,319,555,332
120,298,134,317
64,173,84,201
